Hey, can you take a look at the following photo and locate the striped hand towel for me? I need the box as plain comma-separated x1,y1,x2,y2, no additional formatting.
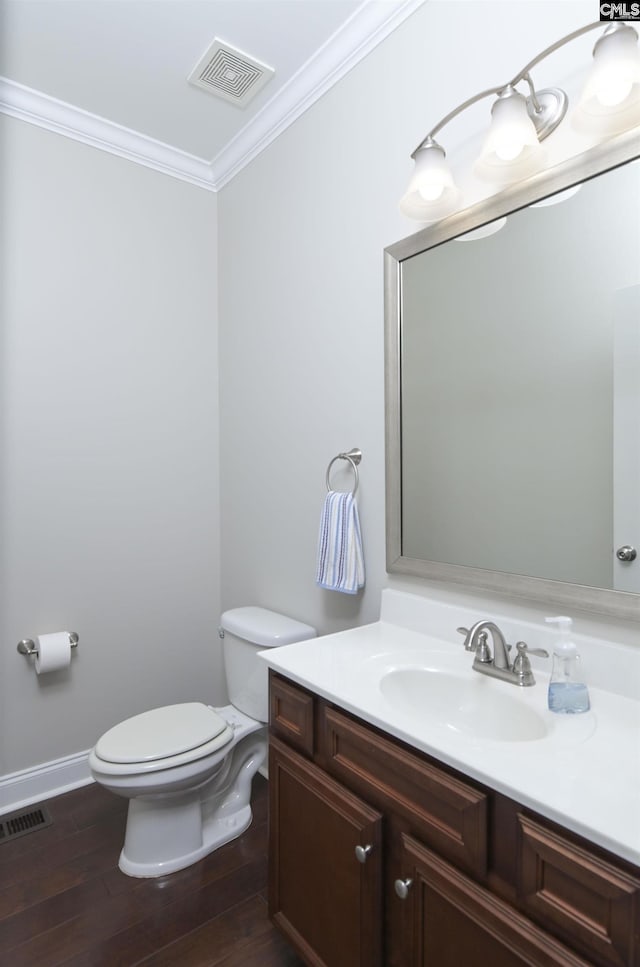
316,490,365,594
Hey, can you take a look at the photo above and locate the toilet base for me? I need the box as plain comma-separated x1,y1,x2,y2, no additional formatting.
117,725,266,878
119,802,253,878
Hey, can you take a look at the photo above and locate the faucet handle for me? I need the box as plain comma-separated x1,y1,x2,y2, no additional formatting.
474,631,492,664
457,626,473,650
516,642,549,659
457,626,492,662
512,641,549,686
457,626,484,652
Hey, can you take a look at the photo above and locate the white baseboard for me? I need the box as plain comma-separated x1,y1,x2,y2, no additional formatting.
0,750,94,814
0,746,270,816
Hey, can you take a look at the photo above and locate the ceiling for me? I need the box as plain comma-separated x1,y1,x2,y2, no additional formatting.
0,0,423,189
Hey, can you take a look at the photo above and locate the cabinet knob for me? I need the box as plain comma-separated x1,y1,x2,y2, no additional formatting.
394,877,413,899
355,844,373,864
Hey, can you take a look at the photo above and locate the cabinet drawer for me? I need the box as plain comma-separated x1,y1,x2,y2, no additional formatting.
269,673,314,757
517,813,640,967
320,705,487,878
399,833,592,967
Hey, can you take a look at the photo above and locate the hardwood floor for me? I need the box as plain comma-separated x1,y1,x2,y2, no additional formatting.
0,777,305,966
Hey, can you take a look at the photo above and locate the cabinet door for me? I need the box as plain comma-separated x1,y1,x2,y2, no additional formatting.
269,735,383,967
396,833,592,967
517,813,640,967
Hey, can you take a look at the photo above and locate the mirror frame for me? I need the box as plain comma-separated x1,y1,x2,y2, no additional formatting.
385,127,640,621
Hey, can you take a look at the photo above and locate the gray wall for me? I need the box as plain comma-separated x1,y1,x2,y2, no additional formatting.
3,0,639,786
218,0,631,636
1,118,222,776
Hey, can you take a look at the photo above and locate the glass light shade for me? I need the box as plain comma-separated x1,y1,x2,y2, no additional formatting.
480,88,540,164
580,25,640,112
411,142,456,200
399,142,459,221
474,87,544,184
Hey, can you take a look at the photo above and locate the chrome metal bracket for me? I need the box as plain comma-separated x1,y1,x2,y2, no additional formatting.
17,632,79,656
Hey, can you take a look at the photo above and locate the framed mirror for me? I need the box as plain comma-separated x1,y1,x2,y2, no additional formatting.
385,128,640,620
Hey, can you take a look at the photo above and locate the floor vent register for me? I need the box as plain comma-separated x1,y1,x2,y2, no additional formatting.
0,805,52,843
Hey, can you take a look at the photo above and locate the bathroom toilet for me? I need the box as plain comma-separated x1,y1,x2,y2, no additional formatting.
89,607,316,877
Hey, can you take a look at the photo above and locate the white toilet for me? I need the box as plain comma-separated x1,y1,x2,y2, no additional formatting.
89,607,315,878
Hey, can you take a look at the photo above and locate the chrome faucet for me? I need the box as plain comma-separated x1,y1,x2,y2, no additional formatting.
457,620,548,686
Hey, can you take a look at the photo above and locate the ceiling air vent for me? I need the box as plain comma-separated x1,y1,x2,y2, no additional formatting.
188,39,275,108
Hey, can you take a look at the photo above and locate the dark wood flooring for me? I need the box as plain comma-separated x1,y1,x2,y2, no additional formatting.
0,777,305,966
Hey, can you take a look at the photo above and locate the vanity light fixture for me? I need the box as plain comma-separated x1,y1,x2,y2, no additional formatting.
406,137,460,219
581,23,640,110
401,21,640,221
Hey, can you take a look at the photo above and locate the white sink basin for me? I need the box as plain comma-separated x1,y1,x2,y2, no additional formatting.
380,666,549,742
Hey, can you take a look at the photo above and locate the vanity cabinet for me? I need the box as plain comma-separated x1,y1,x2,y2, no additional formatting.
269,736,383,967
396,832,595,966
268,672,640,967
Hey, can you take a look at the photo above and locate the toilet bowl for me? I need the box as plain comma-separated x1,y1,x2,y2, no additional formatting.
89,607,315,877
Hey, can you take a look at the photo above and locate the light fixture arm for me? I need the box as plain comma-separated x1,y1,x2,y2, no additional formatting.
413,86,502,155
413,20,604,156
522,73,542,115
402,18,640,222
508,20,602,87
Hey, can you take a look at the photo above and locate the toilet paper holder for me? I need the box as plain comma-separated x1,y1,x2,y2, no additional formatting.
17,632,79,656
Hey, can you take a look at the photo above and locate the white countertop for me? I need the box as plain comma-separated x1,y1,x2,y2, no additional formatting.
259,592,640,867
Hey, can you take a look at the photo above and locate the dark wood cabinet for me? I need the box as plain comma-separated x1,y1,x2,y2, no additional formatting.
268,735,383,967
320,703,488,879
268,671,640,967
517,814,640,967
397,832,591,966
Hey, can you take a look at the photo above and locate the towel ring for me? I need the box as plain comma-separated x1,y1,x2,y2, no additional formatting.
326,448,362,495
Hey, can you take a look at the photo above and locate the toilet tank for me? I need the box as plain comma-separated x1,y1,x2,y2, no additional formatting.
220,607,316,722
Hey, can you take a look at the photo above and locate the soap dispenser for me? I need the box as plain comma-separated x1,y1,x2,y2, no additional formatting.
546,616,590,714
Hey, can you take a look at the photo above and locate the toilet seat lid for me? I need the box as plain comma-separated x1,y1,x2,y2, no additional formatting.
95,703,231,763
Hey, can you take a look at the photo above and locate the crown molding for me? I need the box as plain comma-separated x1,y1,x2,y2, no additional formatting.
0,77,217,190
210,0,427,188
0,0,425,191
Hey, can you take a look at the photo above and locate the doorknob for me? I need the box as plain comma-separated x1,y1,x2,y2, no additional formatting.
394,877,413,899
616,545,637,562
